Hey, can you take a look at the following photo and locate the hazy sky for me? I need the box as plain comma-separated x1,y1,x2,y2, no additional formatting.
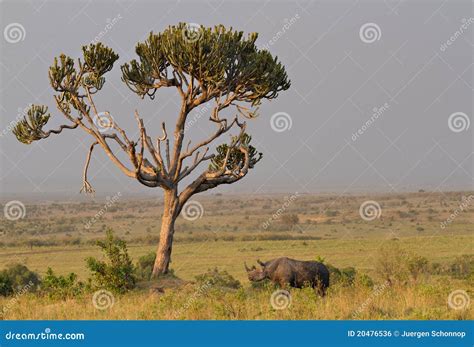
0,0,472,198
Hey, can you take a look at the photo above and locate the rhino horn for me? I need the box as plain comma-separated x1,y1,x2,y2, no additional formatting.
244,262,251,272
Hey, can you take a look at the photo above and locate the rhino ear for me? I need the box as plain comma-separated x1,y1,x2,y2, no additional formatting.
257,259,266,267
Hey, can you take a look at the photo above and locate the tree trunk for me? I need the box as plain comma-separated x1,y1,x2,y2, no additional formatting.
152,189,179,278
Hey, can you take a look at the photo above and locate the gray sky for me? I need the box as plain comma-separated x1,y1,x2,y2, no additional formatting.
0,0,472,198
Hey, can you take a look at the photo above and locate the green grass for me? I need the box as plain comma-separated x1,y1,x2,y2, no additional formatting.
0,234,471,282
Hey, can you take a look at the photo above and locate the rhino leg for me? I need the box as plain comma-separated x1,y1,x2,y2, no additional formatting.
313,279,326,297
316,286,326,297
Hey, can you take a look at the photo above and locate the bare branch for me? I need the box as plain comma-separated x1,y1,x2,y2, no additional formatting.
178,123,249,208
158,122,167,141
80,141,98,195
178,147,214,182
71,93,136,178
165,138,171,169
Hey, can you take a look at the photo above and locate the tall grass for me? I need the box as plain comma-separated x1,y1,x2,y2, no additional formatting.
1,279,471,320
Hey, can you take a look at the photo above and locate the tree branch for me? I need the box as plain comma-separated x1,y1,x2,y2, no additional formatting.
80,141,98,195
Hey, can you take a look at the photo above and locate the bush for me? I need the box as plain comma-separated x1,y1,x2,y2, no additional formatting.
428,262,443,275
41,268,85,299
326,265,357,286
86,228,136,293
249,278,274,290
0,272,13,296
280,214,299,228
375,243,409,285
195,268,241,289
135,252,155,281
325,210,339,217
0,264,40,296
447,254,474,279
375,243,433,285
4,264,40,292
357,273,375,287
407,255,429,282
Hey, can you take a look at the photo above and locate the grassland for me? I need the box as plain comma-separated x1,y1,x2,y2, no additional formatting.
0,191,472,319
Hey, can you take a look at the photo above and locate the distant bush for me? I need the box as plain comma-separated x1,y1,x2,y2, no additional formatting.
428,262,443,275
41,268,85,299
325,210,339,217
195,268,241,289
280,214,299,228
86,228,136,293
447,255,474,280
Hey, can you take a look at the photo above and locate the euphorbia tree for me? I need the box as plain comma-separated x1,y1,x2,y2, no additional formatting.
13,23,290,277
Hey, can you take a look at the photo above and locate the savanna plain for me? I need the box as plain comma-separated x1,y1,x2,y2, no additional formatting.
0,191,472,320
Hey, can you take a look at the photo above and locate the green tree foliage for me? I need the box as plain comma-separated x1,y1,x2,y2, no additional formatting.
12,106,50,144
121,24,290,104
209,134,262,172
13,43,119,145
